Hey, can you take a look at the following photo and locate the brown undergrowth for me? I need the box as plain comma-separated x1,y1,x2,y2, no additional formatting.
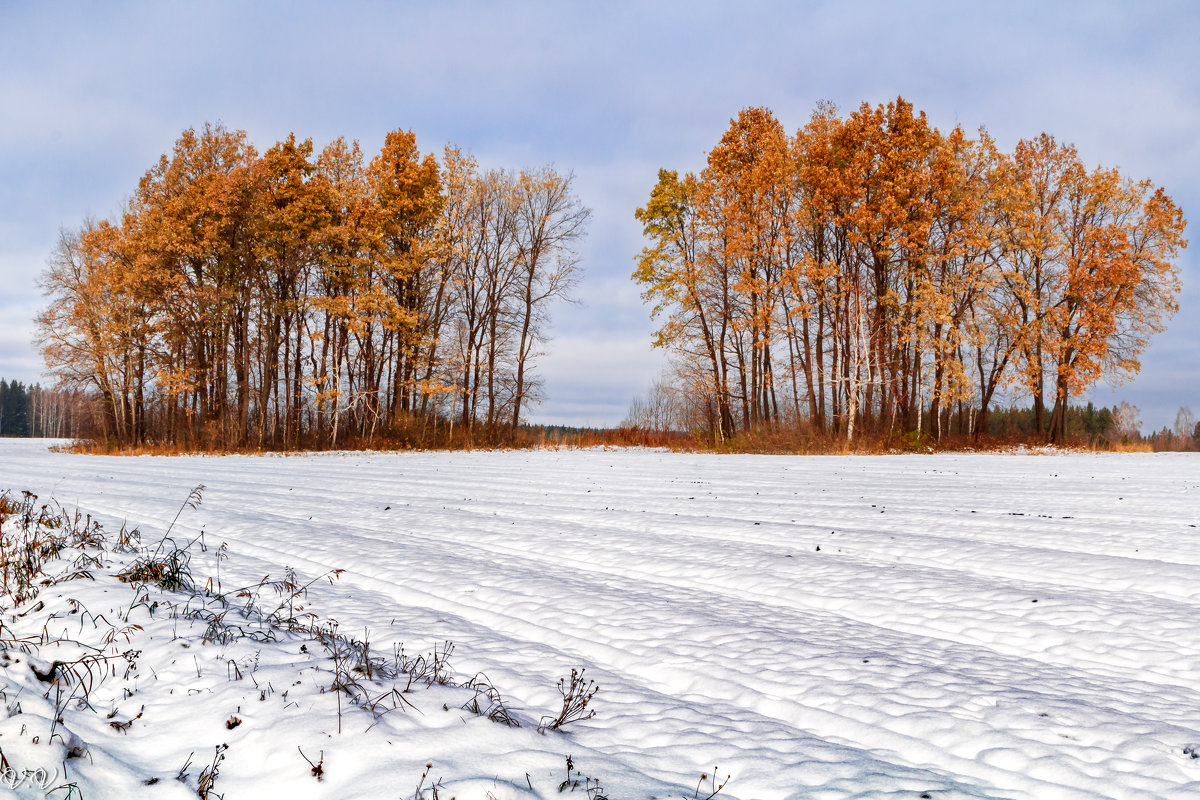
56,423,1161,457
58,425,698,456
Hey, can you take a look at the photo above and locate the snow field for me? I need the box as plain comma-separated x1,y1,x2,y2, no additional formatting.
0,440,1198,798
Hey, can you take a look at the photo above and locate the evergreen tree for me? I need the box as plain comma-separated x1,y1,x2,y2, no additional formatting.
0,380,30,436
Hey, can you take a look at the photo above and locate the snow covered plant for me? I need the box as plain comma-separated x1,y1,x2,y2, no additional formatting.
408,760,448,800
314,621,416,734
394,640,456,691
460,672,520,727
556,754,609,799
196,743,229,799
0,493,146,795
538,668,599,733
115,484,205,592
0,490,106,605
689,767,730,799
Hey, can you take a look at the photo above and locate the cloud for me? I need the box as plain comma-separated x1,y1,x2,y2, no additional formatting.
0,296,41,384
534,334,670,427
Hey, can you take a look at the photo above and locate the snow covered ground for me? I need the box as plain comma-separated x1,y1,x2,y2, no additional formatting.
1,439,1198,799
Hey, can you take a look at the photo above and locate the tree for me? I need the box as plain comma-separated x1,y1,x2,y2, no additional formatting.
36,224,150,444
0,380,29,436
1174,406,1195,439
371,128,444,422
996,134,1187,443
698,107,790,431
1111,401,1141,440
312,136,374,444
509,166,588,430
1042,169,1187,442
622,372,683,432
634,169,735,441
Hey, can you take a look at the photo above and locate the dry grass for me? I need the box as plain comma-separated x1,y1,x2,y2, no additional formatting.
1109,439,1155,453
57,422,1172,457
59,424,699,456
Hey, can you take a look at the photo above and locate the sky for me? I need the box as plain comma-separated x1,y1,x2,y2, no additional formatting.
1,1,1196,430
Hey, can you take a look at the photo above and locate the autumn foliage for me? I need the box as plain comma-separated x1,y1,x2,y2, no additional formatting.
37,124,588,449
632,99,1187,444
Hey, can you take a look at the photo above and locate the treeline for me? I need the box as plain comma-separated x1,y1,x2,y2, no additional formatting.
987,401,1118,441
625,386,1200,452
951,401,1199,451
634,98,1187,444
37,124,588,449
0,379,93,438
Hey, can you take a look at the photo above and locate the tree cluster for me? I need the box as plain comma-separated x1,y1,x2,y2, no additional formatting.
634,99,1187,443
37,124,589,448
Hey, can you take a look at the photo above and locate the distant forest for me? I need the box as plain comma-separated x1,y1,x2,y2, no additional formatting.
0,379,91,438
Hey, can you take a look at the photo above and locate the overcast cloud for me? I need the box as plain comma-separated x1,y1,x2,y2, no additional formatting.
1,0,1195,428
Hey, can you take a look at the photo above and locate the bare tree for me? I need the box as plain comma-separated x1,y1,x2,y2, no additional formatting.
509,167,589,432
1174,406,1195,439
